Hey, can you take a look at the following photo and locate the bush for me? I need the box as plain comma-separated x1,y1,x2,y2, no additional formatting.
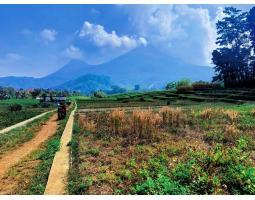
40,102,51,108
93,91,106,98
176,86,193,93
8,103,22,112
176,79,191,88
165,82,177,90
192,81,222,91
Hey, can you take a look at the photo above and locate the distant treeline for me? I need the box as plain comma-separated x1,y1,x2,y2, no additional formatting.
212,6,255,88
0,87,80,100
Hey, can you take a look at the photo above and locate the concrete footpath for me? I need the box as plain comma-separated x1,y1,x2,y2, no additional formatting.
44,104,76,195
0,110,55,135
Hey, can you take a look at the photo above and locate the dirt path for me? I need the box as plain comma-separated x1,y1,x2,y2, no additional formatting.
0,110,55,135
0,113,58,180
44,105,76,195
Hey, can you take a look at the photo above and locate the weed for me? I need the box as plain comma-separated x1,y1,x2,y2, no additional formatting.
86,148,100,156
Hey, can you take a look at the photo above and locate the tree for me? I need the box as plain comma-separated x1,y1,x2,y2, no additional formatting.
165,82,176,90
134,84,140,91
212,7,250,87
247,7,255,85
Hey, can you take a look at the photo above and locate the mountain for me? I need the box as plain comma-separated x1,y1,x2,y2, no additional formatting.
0,45,214,91
92,45,214,88
55,74,112,94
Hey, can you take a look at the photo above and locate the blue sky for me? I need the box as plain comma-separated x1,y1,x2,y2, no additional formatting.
0,4,253,77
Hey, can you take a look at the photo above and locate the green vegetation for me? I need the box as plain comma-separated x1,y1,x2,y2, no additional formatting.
0,112,53,154
69,99,255,195
23,104,74,194
0,98,51,130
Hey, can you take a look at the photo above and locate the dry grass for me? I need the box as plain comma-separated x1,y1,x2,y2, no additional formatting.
78,114,96,133
224,124,240,143
109,108,126,135
159,106,185,128
131,108,161,141
251,109,255,116
223,109,239,124
199,108,216,120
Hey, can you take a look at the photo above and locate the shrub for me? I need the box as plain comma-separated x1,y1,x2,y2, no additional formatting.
159,106,185,128
192,81,222,91
8,103,22,112
176,86,193,93
78,114,96,133
165,82,177,90
176,79,191,88
109,108,125,135
93,91,106,98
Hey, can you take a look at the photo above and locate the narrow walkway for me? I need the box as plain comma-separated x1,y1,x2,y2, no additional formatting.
0,110,55,135
0,113,58,179
44,105,76,195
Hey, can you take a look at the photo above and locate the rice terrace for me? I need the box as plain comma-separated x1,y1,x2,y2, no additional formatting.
1,3,255,196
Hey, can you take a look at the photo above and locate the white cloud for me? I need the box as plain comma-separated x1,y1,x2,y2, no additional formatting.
0,53,23,66
40,29,57,43
6,53,23,61
79,21,147,50
64,45,84,59
121,5,218,66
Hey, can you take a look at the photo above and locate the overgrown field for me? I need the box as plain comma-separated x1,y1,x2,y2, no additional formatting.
70,102,255,195
0,99,51,130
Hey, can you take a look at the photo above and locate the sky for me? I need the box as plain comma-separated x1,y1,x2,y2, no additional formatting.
0,4,253,77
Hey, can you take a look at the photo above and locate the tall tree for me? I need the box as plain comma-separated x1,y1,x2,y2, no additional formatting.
212,7,250,87
247,7,255,85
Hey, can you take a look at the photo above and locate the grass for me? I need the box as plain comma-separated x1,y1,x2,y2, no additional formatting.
0,103,73,195
0,98,51,130
22,104,74,194
0,112,53,155
69,101,255,195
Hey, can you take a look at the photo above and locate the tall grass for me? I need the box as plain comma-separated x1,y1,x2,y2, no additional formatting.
159,106,185,128
109,108,125,135
78,114,96,134
131,109,161,141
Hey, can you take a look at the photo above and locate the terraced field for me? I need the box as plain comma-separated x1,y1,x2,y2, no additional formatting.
77,89,255,110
